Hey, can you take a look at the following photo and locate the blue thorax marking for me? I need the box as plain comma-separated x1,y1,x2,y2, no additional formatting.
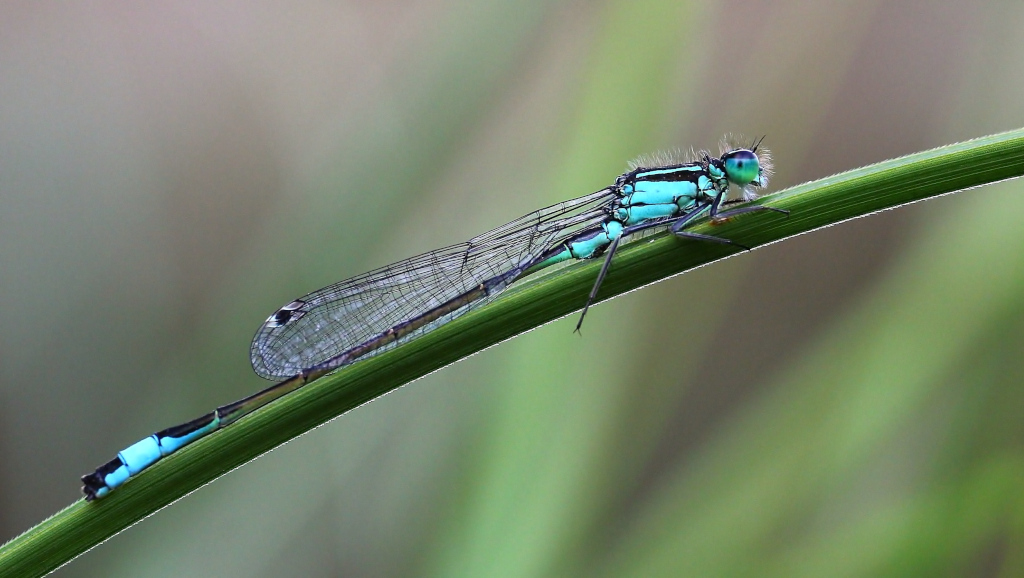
618,161,723,212
631,164,704,181
614,203,677,225
622,180,699,206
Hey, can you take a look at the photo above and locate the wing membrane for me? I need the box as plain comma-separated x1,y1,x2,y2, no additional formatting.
250,188,617,380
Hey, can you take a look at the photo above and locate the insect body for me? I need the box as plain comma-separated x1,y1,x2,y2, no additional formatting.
82,138,785,500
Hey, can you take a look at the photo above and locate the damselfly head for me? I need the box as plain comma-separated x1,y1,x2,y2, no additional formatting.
719,135,773,201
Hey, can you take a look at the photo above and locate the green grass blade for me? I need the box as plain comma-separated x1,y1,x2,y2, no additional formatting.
3,127,1024,577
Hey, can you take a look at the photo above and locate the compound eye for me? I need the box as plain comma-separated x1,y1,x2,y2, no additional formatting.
722,149,760,186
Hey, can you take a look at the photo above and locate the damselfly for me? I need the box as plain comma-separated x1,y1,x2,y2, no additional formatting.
82,137,786,500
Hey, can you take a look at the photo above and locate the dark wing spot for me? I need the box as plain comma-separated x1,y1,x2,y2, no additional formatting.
267,300,307,327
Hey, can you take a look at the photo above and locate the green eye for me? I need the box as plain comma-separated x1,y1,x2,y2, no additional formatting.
723,149,760,186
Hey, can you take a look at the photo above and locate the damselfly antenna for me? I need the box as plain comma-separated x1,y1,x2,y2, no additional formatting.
751,134,766,153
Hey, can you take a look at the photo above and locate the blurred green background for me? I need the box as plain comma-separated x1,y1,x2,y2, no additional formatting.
2,1,1024,576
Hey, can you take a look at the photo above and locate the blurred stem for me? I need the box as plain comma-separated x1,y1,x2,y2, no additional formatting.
3,128,1024,577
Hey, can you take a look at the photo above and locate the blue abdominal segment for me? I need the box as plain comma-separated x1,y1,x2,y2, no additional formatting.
82,413,221,499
